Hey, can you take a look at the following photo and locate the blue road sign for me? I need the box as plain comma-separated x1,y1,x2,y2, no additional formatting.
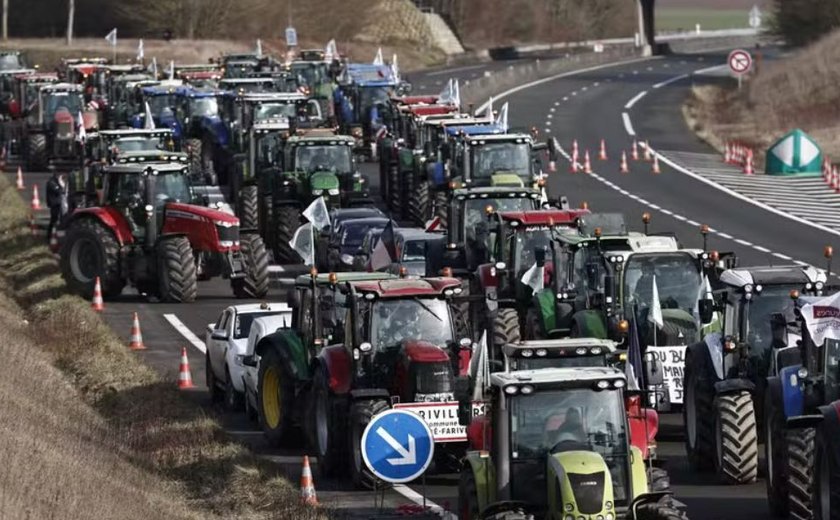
361,409,435,483
285,27,298,47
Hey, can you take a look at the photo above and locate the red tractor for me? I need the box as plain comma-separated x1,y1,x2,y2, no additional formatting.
59,162,269,302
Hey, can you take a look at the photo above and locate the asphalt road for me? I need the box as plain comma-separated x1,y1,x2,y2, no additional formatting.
12,48,837,519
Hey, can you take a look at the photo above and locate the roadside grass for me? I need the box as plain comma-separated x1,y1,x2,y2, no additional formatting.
683,29,840,170
656,8,751,32
0,174,326,519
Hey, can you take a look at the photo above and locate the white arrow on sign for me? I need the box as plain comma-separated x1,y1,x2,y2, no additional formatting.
376,427,417,466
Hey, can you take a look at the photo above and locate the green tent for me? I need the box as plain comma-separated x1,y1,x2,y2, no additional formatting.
765,129,823,177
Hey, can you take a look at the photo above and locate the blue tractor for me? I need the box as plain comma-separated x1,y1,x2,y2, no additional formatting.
175,86,230,187
130,83,184,137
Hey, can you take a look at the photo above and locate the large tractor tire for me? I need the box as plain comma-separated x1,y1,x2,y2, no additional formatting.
787,427,815,520
388,165,401,215
309,367,346,478
492,308,521,360
59,218,124,298
682,349,715,471
433,190,448,228
714,391,759,484
814,423,840,520
205,351,224,404
257,348,295,446
634,499,689,520
458,470,481,520
26,133,46,171
349,399,390,489
231,234,270,299
407,180,430,227
157,235,198,303
236,186,259,230
185,138,202,179
764,391,790,517
272,205,302,264
202,137,217,185
647,466,671,493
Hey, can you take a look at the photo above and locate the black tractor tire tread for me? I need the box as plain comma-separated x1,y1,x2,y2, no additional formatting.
236,184,259,230
433,190,448,228
350,399,391,489
716,391,759,484
814,424,840,520
157,235,198,303
458,469,480,520
764,391,789,517
634,499,689,520
683,351,715,471
493,308,521,359
407,180,430,227
27,133,46,171
232,234,270,299
309,368,346,479
59,218,124,298
388,165,401,214
647,466,671,493
272,205,302,264
787,427,815,520
186,138,202,179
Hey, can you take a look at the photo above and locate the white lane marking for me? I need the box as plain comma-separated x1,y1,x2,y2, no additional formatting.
581,86,588,91
571,91,577,96
425,64,485,77
694,64,727,75
393,484,453,517
164,314,207,354
653,73,688,89
545,120,552,126
474,55,660,113
562,96,569,101
547,113,553,119
622,113,635,136
549,107,556,112
593,81,600,86
625,90,647,109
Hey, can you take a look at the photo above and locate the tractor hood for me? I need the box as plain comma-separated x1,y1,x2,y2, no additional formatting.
490,172,525,187
547,451,612,516
400,340,450,363
53,109,74,125
310,170,340,191
82,110,98,130
165,202,238,225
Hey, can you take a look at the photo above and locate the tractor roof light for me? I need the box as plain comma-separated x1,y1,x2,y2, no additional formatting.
642,212,651,225
359,341,373,353
520,385,534,395
521,349,534,358
701,223,710,235
535,348,548,357
399,266,408,278
825,245,834,259
328,272,338,285
618,320,630,334
710,250,720,262
441,267,453,277
797,367,808,379
596,380,610,389
790,289,800,300
364,292,376,300
504,385,519,395
594,227,602,238
485,204,495,215
580,201,589,210
744,284,753,293
309,267,318,278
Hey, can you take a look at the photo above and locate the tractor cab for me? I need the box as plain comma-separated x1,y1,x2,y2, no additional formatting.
7,71,53,119
220,54,261,79
219,76,277,94
282,130,367,206
131,84,183,136
173,63,222,87
0,51,26,72
63,59,110,106
23,83,92,170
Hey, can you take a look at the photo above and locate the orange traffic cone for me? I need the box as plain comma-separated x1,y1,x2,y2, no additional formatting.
178,347,195,389
15,166,24,190
128,312,146,350
652,153,661,174
91,276,104,312
570,150,579,173
643,141,652,161
833,166,840,194
583,150,592,174
300,456,318,505
620,151,629,174
631,139,639,161
572,139,579,157
724,142,732,164
30,185,41,210
598,139,608,161
823,157,832,181
48,226,59,252
743,149,754,175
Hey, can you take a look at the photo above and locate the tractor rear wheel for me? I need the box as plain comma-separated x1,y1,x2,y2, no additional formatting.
257,348,295,446
647,466,671,493
433,190,448,227
492,308,521,360
458,469,480,520
764,390,789,516
310,367,346,479
814,422,840,520
272,205,302,264
231,234,269,299
787,427,815,520
714,391,758,484
634,498,688,520
26,133,46,171
157,235,197,303
683,349,715,471
236,185,259,230
186,138,202,180
59,218,124,298
388,165,401,215
407,180,430,227
350,399,390,489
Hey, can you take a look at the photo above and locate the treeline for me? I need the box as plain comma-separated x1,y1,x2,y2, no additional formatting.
770,0,840,46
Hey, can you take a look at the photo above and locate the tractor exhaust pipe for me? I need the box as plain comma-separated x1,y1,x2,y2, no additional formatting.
145,169,158,246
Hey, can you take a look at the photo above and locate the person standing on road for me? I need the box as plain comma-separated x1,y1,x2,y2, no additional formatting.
46,169,68,243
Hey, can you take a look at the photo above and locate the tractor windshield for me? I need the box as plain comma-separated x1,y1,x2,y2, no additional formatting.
402,240,426,262
188,96,218,117
254,102,297,121
147,94,177,115
623,253,701,318
470,142,531,178
0,54,23,71
359,86,393,112
370,298,453,350
464,197,535,233
113,137,163,153
44,91,83,119
256,133,283,167
745,284,803,354
152,173,192,208
294,145,352,173
509,387,629,507
512,228,552,281
291,63,327,87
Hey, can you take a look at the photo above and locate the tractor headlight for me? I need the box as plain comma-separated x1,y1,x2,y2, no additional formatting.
564,516,574,520
521,349,533,358
590,346,602,355
606,514,614,520
328,188,340,196
564,503,574,512
504,386,518,395
575,347,587,355
312,189,323,196
613,379,625,389
520,385,534,395
597,380,610,389
535,348,547,357
797,367,808,379
816,281,825,290
605,501,613,510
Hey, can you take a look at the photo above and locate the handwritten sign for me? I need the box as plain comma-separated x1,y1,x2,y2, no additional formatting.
647,345,687,404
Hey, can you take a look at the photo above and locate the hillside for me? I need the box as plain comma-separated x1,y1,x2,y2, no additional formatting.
684,29,840,166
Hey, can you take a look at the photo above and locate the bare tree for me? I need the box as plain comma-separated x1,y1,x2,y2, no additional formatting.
66,0,75,45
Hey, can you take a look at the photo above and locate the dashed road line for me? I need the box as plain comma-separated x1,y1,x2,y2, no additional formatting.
164,314,207,354
622,113,635,136
625,90,647,109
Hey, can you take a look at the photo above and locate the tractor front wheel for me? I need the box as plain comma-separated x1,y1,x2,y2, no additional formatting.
787,427,815,520
231,234,269,299
349,399,390,489
492,308,521,360
682,349,715,471
272,205,302,264
764,390,789,516
814,422,840,520
257,349,295,446
458,469,480,520
186,138,202,180
236,185,259,230
59,218,124,298
157,235,197,303
310,367,346,478
26,133,46,171
407,180,430,227
433,190,448,227
714,391,758,484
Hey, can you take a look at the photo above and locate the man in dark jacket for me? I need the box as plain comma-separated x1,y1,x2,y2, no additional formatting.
46,169,68,242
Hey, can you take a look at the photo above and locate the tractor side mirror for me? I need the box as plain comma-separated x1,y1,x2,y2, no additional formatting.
603,273,616,301
534,247,546,268
698,299,714,323
211,331,229,341
644,353,665,386
286,288,301,309
454,376,472,426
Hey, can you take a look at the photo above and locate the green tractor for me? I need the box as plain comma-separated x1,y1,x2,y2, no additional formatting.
457,366,687,520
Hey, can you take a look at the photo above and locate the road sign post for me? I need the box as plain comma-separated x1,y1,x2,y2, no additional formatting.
728,49,752,89
361,408,435,485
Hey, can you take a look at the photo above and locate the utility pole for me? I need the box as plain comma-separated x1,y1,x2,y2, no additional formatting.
636,0,655,56
66,0,75,45
2,0,8,41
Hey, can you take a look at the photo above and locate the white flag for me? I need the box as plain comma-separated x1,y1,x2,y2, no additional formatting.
373,47,384,65
649,275,664,330
520,261,545,292
137,39,144,60
325,39,338,61
143,101,155,129
151,57,158,78
369,236,392,272
255,39,263,58
495,101,509,131
539,187,549,207
168,60,175,80
302,196,331,231
289,223,314,266
470,331,490,400
391,54,400,82
485,96,494,118
105,28,117,46
76,111,86,143
452,79,460,108
801,291,840,347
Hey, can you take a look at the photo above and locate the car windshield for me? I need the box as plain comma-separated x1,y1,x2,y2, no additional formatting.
746,284,802,352
341,222,386,251
465,197,535,231
509,387,628,504
152,173,192,208
623,253,701,316
233,311,284,339
114,137,162,153
189,96,218,117
254,102,297,121
471,142,531,178
370,298,452,349
513,228,552,277
147,93,177,115
295,145,352,172
402,240,426,262
44,91,83,119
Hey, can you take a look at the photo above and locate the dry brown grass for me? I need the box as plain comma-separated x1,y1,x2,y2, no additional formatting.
0,176,326,519
684,29,840,168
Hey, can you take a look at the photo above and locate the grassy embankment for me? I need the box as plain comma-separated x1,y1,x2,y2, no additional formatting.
683,30,840,169
0,174,322,519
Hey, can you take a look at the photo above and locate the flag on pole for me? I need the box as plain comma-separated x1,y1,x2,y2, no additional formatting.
255,39,263,58
302,196,331,231
143,102,155,129
495,101,509,131
470,331,490,400
485,96,494,118
625,312,643,391
137,39,144,60
649,275,664,330
75,111,86,143
520,261,545,292
325,39,338,61
168,60,175,80
391,54,400,82
373,47,384,65
289,223,315,266
151,57,158,78
105,28,118,46
801,291,840,346
369,220,397,272
539,187,549,207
